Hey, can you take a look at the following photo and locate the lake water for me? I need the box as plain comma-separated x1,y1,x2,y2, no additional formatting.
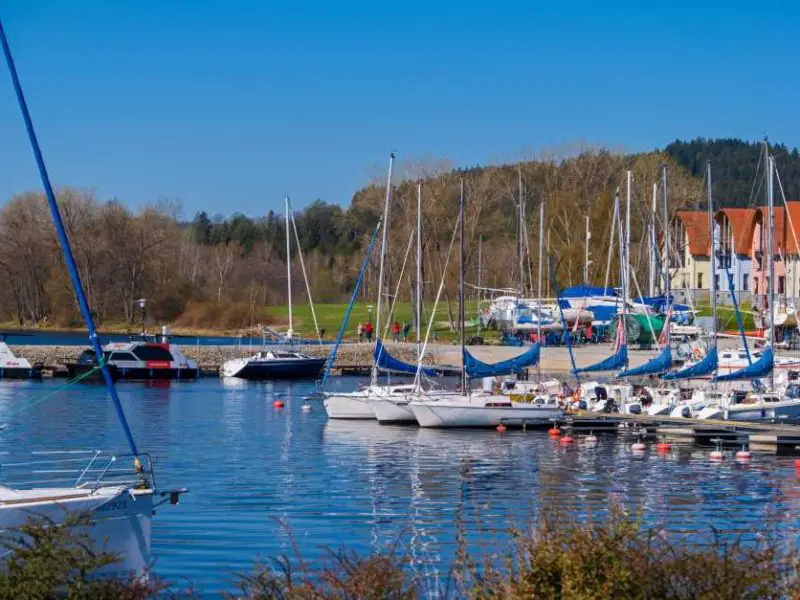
0,378,798,596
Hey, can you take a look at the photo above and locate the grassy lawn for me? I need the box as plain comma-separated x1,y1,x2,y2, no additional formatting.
694,303,757,331
265,300,488,342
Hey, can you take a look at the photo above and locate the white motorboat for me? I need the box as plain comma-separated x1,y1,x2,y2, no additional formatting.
408,391,562,428
0,340,42,379
723,392,800,422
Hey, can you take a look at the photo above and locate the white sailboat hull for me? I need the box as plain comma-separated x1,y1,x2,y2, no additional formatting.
0,486,153,577
324,391,375,419
409,398,562,428
372,398,416,423
725,400,800,422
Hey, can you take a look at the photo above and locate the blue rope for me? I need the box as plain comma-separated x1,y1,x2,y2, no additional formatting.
319,219,382,390
0,19,139,459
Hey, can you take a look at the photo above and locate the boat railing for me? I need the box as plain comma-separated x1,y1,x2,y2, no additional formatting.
0,450,155,492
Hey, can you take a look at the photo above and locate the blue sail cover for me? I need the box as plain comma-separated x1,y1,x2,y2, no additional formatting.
574,345,628,374
463,343,540,378
561,285,618,298
374,340,438,377
662,346,718,381
714,346,774,382
617,345,671,378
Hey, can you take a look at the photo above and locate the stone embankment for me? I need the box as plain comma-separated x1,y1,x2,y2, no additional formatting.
9,341,663,375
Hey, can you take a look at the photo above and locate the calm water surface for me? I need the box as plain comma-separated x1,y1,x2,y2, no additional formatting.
0,378,797,595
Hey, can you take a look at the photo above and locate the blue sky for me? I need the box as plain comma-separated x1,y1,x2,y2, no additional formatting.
1,1,798,218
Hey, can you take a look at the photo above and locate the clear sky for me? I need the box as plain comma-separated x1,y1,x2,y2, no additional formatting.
1,1,798,218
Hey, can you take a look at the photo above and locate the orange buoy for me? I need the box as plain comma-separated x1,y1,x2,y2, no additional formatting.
496,424,507,433
548,427,561,436
656,442,671,452
560,435,574,445
273,400,285,409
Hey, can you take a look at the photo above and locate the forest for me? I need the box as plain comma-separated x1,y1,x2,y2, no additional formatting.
1,138,798,333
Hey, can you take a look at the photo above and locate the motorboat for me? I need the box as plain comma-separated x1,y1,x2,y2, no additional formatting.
408,390,562,428
221,349,326,380
717,347,800,373
0,340,42,379
66,336,199,381
722,392,800,422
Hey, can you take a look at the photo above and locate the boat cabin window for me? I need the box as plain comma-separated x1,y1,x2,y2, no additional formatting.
764,395,780,403
132,346,174,361
77,349,102,365
722,353,733,360
786,384,800,399
109,352,137,362
271,352,299,359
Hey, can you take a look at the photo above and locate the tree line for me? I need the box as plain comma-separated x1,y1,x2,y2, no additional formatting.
1,138,796,332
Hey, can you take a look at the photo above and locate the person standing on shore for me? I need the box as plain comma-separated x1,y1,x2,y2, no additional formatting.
392,321,400,342
402,321,410,342
365,321,373,342
357,322,364,343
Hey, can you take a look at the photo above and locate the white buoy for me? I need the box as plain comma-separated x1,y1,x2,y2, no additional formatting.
710,450,724,461
301,403,312,413
631,441,646,452
735,446,751,461
585,433,598,444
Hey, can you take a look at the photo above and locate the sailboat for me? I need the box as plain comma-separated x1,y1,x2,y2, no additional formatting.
0,19,184,575
221,196,326,380
707,149,800,422
324,154,408,419
408,180,561,428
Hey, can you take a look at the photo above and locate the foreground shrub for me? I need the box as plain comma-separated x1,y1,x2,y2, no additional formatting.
0,513,175,600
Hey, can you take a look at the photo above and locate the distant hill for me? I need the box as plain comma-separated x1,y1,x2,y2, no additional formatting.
665,138,800,207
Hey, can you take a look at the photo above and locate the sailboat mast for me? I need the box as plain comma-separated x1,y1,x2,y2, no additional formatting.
584,215,590,284
625,171,632,310
517,166,524,296
285,195,293,338
416,181,422,353
663,166,670,298
707,162,717,349
0,20,142,461
537,201,544,381
372,153,395,385
460,178,466,392
650,183,657,296
767,150,776,390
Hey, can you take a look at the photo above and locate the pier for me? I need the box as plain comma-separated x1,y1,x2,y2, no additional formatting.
566,410,800,454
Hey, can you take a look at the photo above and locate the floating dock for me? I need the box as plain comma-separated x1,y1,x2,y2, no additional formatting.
566,411,800,454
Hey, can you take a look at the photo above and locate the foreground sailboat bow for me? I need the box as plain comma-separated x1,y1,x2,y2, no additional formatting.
0,18,185,576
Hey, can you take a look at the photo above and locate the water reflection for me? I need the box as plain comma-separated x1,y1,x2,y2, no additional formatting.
0,378,793,594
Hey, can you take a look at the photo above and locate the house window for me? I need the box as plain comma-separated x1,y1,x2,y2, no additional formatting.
742,274,749,291
779,276,785,294
697,273,703,289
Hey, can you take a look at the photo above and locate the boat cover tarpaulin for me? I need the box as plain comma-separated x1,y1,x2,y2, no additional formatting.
561,286,618,298
374,340,438,376
574,345,628,373
662,346,718,381
463,343,540,378
714,345,773,382
617,345,671,378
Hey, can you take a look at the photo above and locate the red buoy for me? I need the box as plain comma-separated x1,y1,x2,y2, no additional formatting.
656,442,671,452
794,459,800,470
548,427,561,436
560,435,574,445
273,400,285,409
496,424,507,433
